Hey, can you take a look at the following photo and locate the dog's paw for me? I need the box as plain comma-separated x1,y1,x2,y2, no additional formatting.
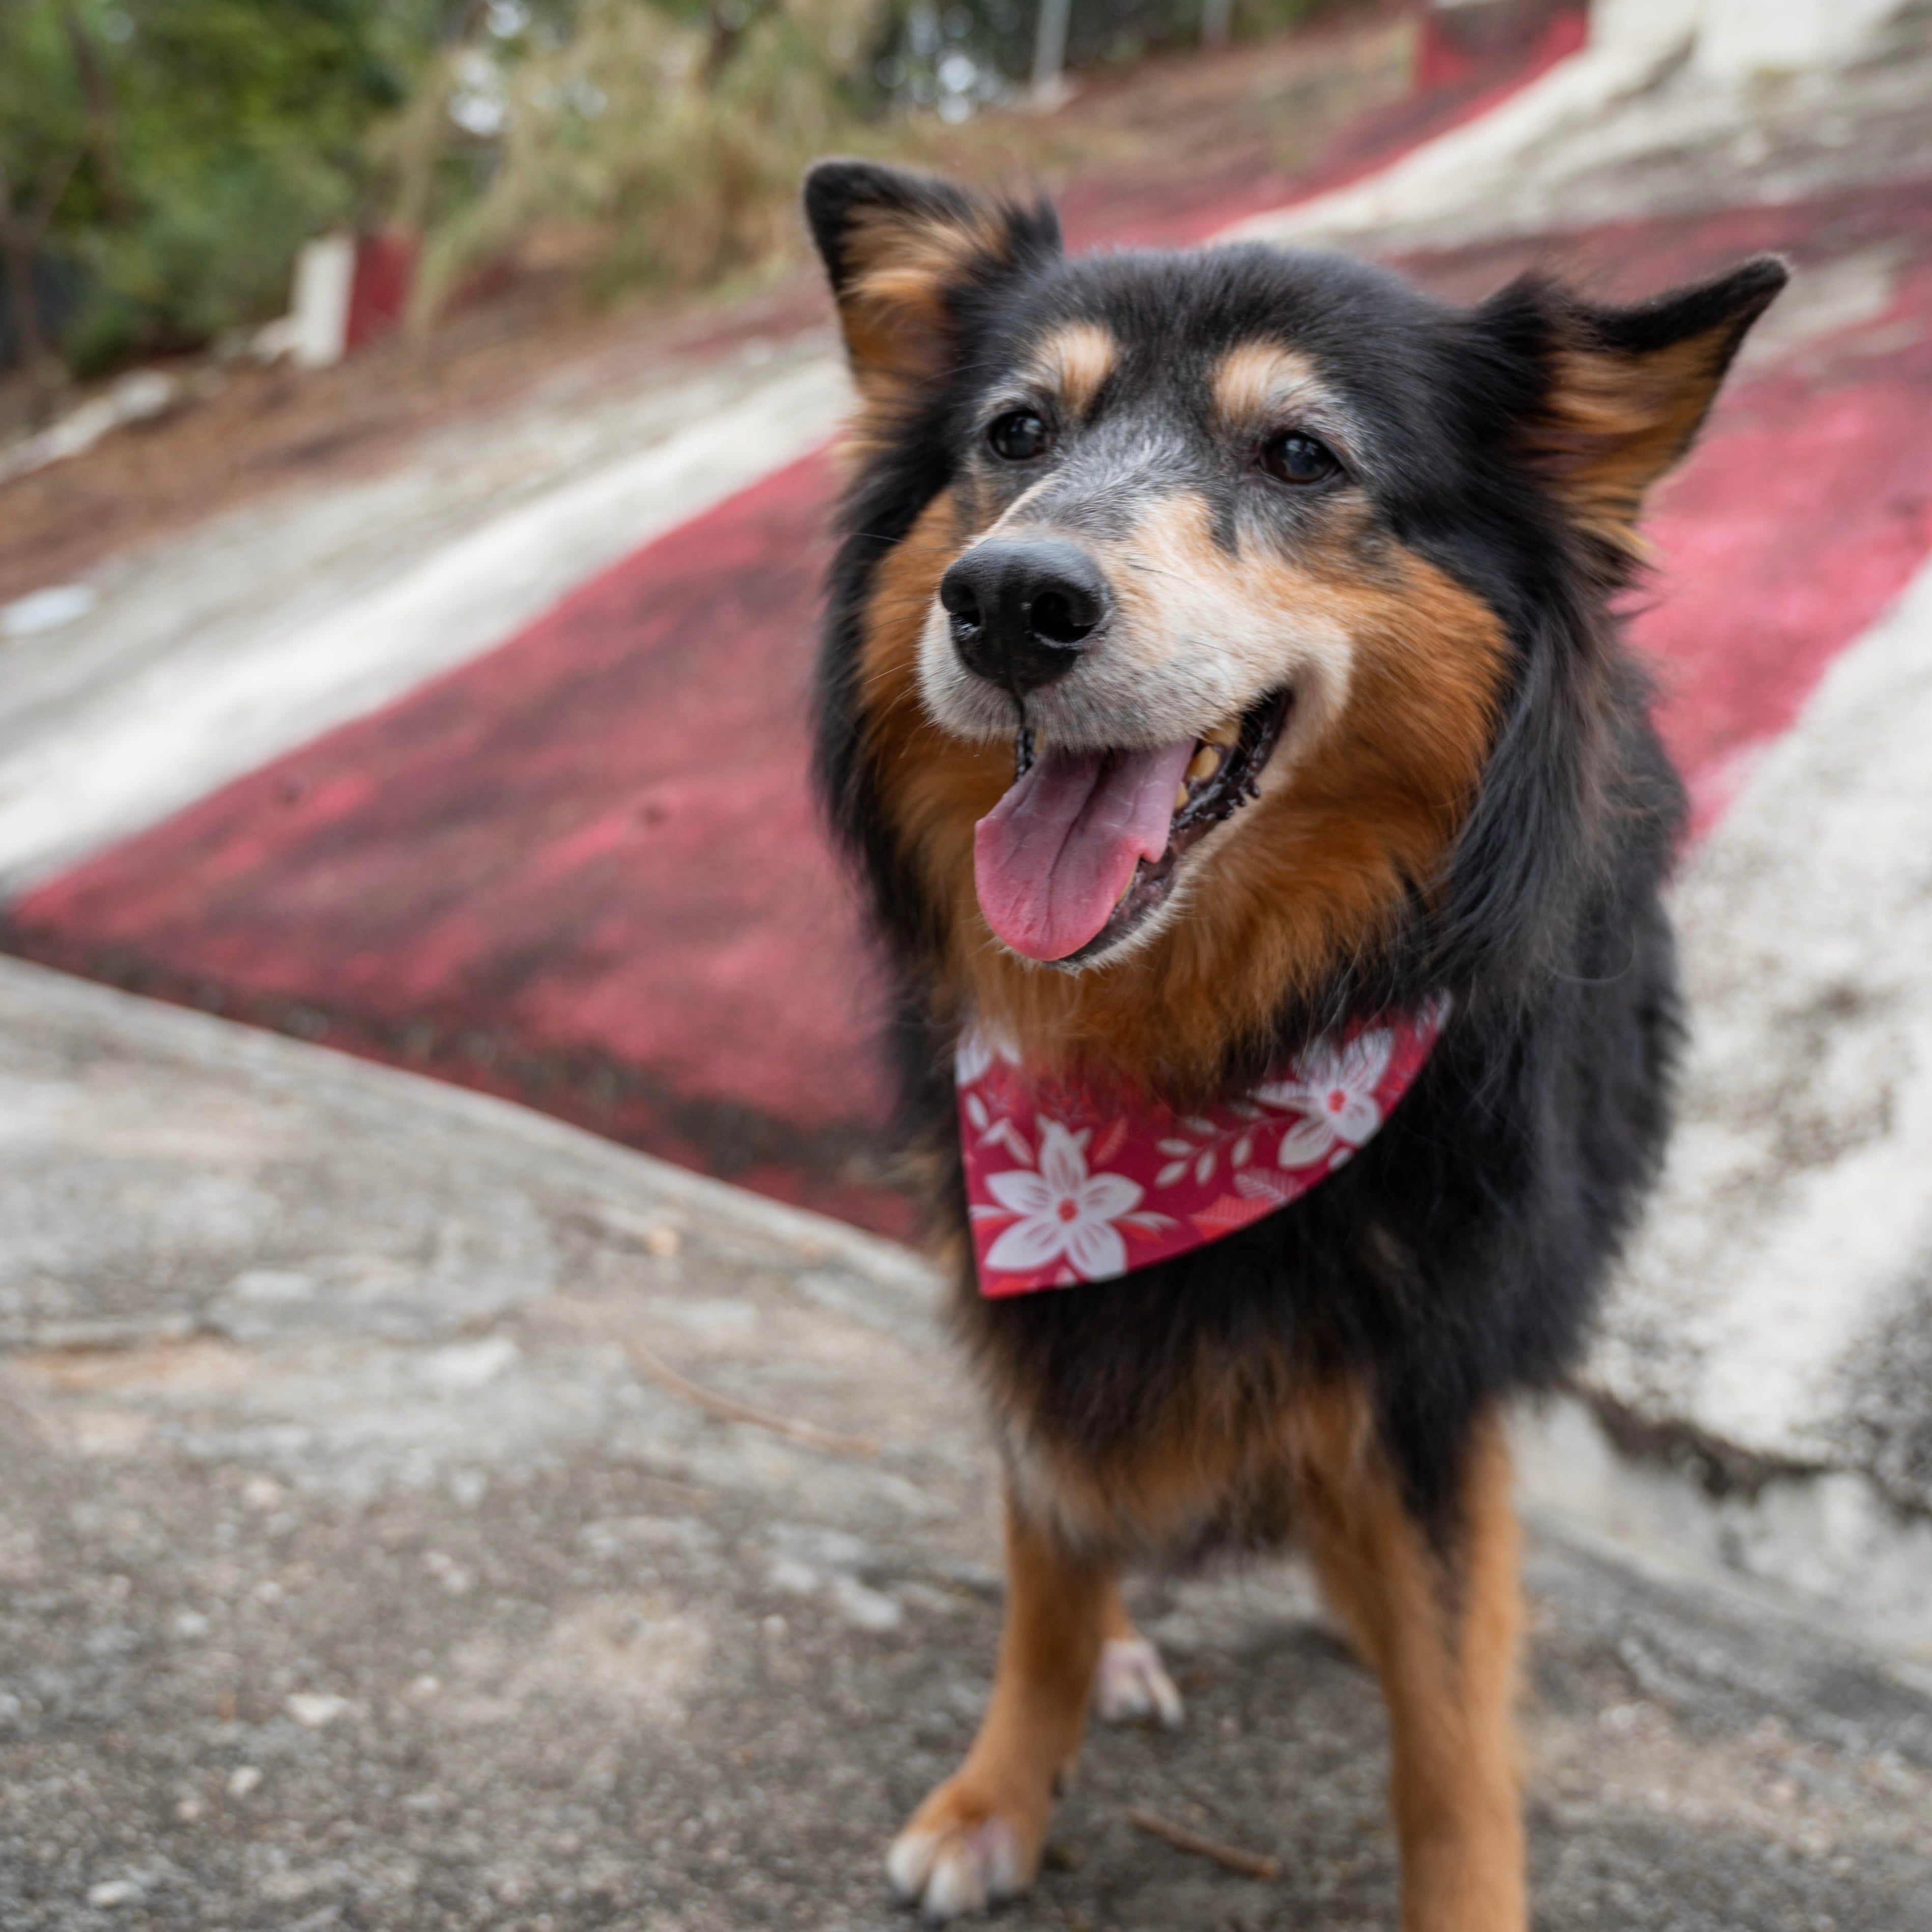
1093,1635,1183,1728
887,1779,1037,1920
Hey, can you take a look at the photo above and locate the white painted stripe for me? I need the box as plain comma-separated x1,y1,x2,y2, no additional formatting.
0,347,851,893
1222,22,1689,247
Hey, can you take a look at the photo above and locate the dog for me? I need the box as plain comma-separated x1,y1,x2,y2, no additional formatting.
802,156,1783,1929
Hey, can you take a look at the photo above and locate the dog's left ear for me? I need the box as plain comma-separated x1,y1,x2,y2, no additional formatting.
803,158,1059,417
1499,256,1788,554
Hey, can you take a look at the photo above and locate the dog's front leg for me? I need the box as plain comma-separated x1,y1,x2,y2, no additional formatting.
1297,1401,1526,1932
887,1491,1110,1918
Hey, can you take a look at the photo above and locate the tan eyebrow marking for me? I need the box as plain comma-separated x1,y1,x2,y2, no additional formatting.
1212,342,1326,427
1026,322,1119,420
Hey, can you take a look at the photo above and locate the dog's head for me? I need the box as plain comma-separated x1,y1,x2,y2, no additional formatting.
807,160,1783,1083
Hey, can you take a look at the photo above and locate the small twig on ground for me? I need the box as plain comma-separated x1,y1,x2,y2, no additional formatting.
623,1338,878,1457
1126,1807,1281,1881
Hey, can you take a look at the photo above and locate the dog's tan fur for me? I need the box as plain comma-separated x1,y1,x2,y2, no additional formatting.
1535,319,1759,557
831,198,1015,455
1024,321,1119,422
1211,340,1333,432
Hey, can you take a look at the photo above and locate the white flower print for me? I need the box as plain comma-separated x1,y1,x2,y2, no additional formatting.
955,1024,1020,1090
1150,1105,1264,1189
982,1120,1160,1282
958,1002,1447,1293
1255,1028,1395,1168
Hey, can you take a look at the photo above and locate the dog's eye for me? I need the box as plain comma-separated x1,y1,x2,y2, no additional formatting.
1261,431,1339,486
987,410,1050,462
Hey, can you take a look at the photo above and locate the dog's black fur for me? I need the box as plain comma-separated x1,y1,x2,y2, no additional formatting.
803,157,1783,1923
809,160,1781,1535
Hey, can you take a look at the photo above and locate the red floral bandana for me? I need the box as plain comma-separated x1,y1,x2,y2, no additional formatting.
958,997,1450,1297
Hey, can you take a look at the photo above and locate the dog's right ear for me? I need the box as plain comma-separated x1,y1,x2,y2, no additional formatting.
803,158,1059,416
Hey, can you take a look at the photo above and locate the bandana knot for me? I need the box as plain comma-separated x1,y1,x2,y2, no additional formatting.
958,996,1450,1297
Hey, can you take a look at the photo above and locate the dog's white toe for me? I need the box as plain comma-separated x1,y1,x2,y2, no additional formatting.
887,1826,941,1903
1094,1635,1184,1728
887,1814,1024,1919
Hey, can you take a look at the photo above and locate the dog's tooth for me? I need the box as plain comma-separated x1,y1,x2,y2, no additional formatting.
1203,719,1239,749
1186,745,1219,786
1174,784,1190,812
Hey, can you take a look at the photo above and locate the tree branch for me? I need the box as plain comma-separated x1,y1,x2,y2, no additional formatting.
29,145,83,235
62,5,129,222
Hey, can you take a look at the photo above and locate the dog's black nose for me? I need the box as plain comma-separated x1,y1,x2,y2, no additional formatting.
939,539,1109,697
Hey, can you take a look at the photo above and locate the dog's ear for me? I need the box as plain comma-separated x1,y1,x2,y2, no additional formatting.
1496,257,1787,554
803,158,1059,415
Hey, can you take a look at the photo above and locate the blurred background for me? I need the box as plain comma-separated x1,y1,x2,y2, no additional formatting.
3,4,1932,1928
0,0,1446,416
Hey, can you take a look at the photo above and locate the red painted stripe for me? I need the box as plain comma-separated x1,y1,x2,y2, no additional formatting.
7,454,902,1226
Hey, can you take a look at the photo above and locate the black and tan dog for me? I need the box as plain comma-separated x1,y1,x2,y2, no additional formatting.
803,157,1782,1928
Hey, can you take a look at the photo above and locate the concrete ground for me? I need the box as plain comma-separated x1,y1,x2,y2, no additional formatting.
4,955,1931,1932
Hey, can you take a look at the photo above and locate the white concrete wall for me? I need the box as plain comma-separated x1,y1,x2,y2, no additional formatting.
1696,0,1906,76
1592,0,1701,55
1593,0,1906,73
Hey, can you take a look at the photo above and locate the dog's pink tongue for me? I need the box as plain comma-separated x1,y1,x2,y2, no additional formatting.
974,739,1196,961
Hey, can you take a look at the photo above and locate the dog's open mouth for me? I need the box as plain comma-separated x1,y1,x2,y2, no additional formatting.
973,689,1292,965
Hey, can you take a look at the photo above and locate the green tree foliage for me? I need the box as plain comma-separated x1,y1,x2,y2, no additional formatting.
84,1,437,359
0,3,94,385
387,0,883,322
1,0,442,376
